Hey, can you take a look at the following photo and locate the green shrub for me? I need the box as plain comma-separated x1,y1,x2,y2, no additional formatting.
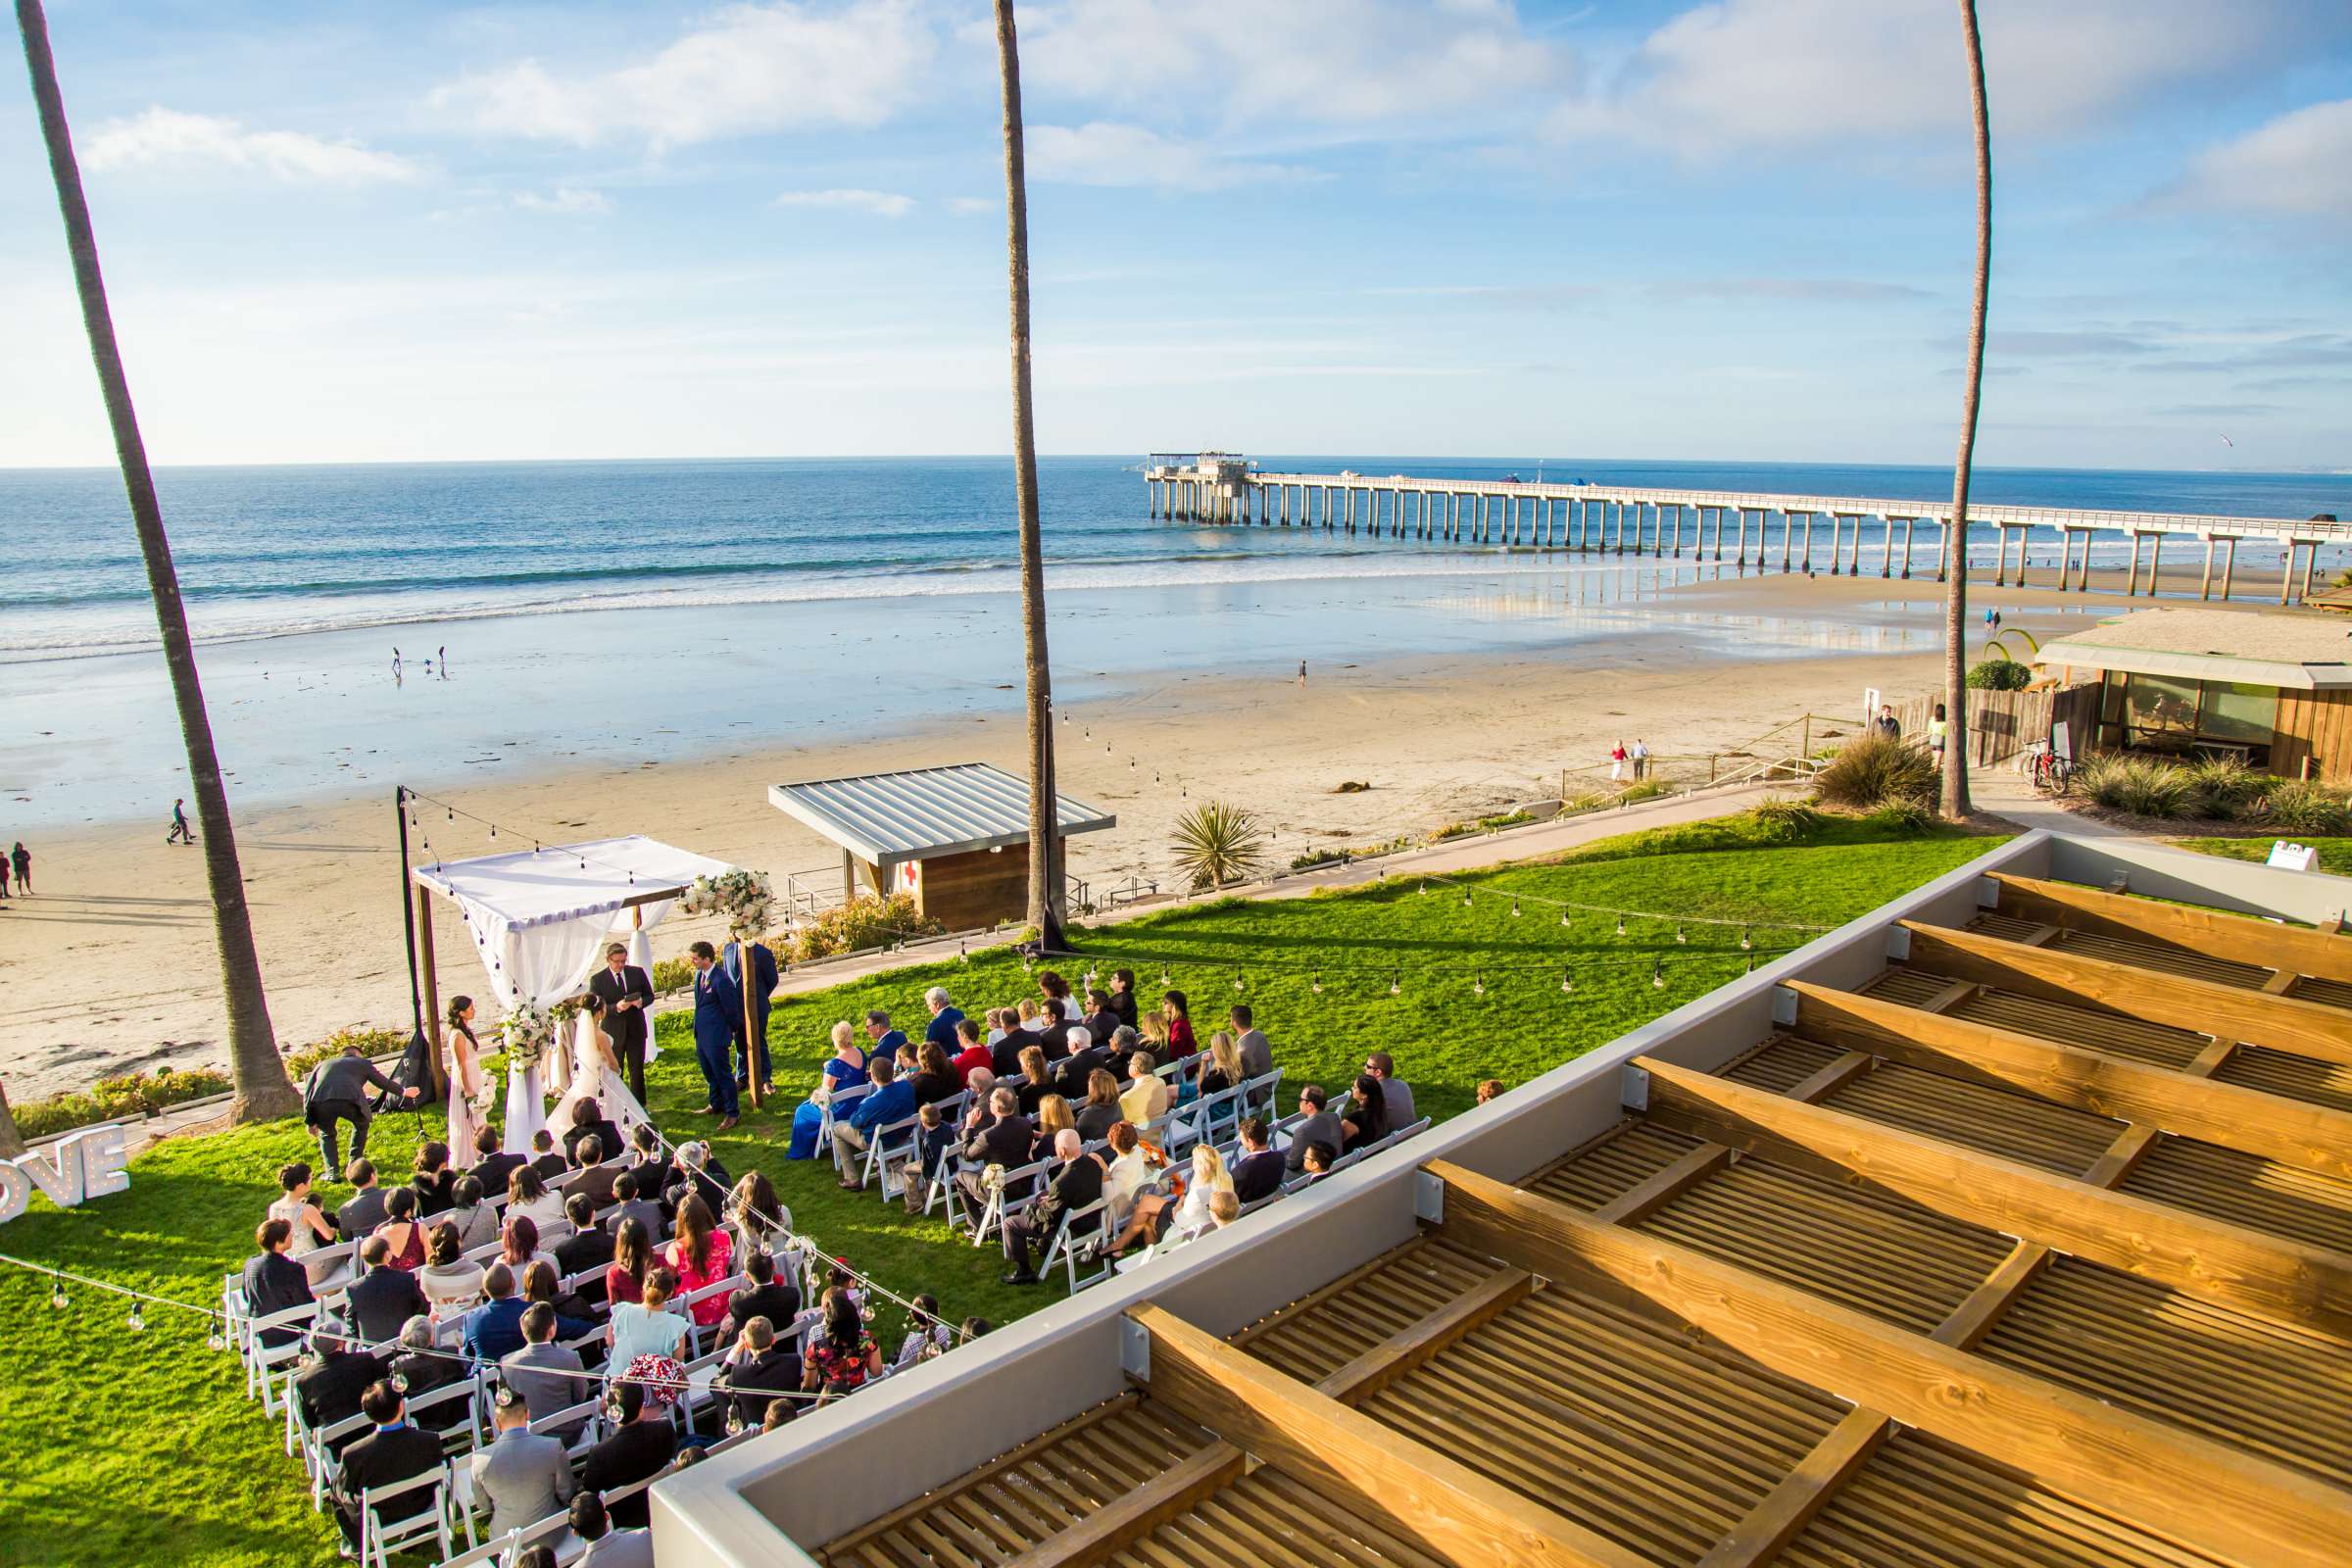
2262,778,2352,835
1289,847,1346,871
2182,756,2265,821
2076,753,2192,818
11,1065,234,1141
1746,795,1822,843
1864,799,1935,835
792,892,944,961
651,955,695,994
1477,808,1538,830
1966,658,2033,691
283,1024,406,1079
1429,820,1479,843
1618,779,1671,804
1560,793,1612,817
1171,800,1271,891
1813,733,1936,809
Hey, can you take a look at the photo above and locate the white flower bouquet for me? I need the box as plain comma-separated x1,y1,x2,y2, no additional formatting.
500,1001,556,1069
680,867,776,938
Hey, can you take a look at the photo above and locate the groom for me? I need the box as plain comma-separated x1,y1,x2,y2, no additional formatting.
688,942,741,1132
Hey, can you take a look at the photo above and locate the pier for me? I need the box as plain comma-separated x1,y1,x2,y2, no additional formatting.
1143,454,2349,604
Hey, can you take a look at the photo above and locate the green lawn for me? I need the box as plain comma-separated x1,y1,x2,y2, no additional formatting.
2174,835,2352,876
0,811,2004,1567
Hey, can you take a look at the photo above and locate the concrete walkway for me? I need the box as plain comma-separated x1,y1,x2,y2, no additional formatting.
1967,761,2135,840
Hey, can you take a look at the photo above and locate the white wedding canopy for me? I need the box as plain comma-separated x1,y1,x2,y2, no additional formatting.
411,835,738,1013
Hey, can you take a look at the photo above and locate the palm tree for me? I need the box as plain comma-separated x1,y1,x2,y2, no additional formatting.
993,0,1063,952
0,1081,24,1159
1942,0,1992,820
16,0,299,1122
1172,802,1270,893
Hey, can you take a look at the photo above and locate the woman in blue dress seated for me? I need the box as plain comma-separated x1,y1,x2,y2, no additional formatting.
787,1021,871,1159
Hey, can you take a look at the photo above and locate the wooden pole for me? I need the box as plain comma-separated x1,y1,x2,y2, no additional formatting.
416,885,447,1097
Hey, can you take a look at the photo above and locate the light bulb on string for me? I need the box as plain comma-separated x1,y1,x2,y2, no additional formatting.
1560,965,1574,994
1615,915,1627,937
1462,889,1474,908
1740,928,1753,951
208,1327,228,1353
1232,972,1245,993
1560,908,1571,927
1675,925,1687,944
1652,957,1666,989
1418,880,1427,897
1745,953,1756,974
49,1276,68,1311
1511,899,1521,918
489,824,496,839
957,941,969,964
126,1305,146,1333
1389,971,1401,996
1311,973,1323,996
1472,974,1486,997
1160,967,1171,988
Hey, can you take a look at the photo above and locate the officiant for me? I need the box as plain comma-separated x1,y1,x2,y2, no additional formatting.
586,942,656,1101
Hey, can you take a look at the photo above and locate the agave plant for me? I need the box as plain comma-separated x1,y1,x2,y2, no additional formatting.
1172,800,1270,892
1813,733,1937,809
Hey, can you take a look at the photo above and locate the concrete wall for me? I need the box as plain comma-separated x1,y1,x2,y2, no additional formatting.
655,829,2238,1567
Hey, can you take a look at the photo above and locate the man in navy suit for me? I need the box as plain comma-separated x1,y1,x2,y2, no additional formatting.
721,935,780,1099
689,942,742,1131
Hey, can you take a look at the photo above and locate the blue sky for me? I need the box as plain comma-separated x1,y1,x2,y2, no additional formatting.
2,0,2347,470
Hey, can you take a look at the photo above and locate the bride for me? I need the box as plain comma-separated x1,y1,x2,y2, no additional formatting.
553,992,652,1152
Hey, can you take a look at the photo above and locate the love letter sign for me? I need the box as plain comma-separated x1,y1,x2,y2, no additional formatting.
0,1127,132,1224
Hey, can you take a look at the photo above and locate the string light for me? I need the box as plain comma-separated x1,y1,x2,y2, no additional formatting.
126,1305,145,1333
1652,957,1666,989
1675,926,1687,944
1419,880,1428,896
1510,899,1522,918
1740,928,1753,951
1389,970,1401,995
1560,909,1571,927
1232,973,1246,993
1463,889,1474,907
1616,915,1627,937
1473,974,1486,997
1311,973,1323,995
49,1274,68,1311
1561,965,1574,994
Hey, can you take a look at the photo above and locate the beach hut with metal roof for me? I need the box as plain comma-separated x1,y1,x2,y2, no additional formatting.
766,761,1115,929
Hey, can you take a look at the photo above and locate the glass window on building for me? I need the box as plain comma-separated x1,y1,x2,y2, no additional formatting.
2199,681,2278,747
2124,673,2200,744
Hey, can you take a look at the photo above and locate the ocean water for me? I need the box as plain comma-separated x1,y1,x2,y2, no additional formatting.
2,456,2347,662
1,456,2347,829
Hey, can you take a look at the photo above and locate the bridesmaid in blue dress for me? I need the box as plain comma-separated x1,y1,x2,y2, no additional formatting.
787,1021,872,1159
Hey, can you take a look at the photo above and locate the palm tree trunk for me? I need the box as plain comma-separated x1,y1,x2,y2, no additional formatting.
1942,0,1991,820
994,0,1062,952
0,1080,24,1159
16,0,299,1122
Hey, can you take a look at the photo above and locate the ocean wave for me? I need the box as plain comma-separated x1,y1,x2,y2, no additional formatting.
0,548,1611,662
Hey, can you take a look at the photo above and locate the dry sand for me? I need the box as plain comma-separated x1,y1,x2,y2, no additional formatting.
0,570,2169,1098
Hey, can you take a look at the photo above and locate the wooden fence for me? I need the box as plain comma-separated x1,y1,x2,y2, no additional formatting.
1886,682,2100,767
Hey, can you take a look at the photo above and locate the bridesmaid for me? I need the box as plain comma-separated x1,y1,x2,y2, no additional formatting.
445,995,488,1160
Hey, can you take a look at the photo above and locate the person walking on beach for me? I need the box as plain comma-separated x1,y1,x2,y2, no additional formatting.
1631,739,1650,782
0,854,10,899
10,843,28,894
1297,660,1306,687
1609,741,1628,783
167,797,193,845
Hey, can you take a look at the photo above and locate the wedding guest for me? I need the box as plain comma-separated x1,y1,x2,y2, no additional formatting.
522,1257,596,1326
1159,990,1198,1057
1365,1052,1414,1125
1030,1095,1077,1165
331,1381,442,1554
416,1221,485,1312
664,1194,736,1329
506,1166,567,1240
499,1214,555,1282
718,1317,802,1432
898,1102,955,1212
908,1040,959,1106
1001,1130,1105,1286
335,1158,388,1240
1011,1044,1055,1118
568,1133,620,1209
893,1294,953,1368
570,1490,654,1568
788,1022,870,1160
1230,1117,1286,1204
527,1129,569,1185
409,1142,456,1217
269,1161,339,1269
467,1126,524,1199
241,1212,313,1353
725,1170,790,1261
625,1125,674,1212
1283,1086,1343,1173
1207,1190,1242,1230
608,1268,693,1367
921,986,964,1052
830,1056,911,1190
440,1175,499,1252
1476,1077,1505,1105
610,1172,663,1250
1197,1032,1244,1098
369,1188,429,1273
387,1316,467,1428
950,1017,992,1086
500,1302,590,1440
1118,1053,1170,1127
1074,1070,1123,1142
1229,1004,1272,1080
1101,1121,1153,1231
345,1235,429,1345
1338,1073,1390,1154
801,1288,882,1396
472,1384,574,1540
1107,969,1139,1031
565,1099,623,1175
1054,1026,1108,1100
580,1382,675,1531
1081,991,1122,1053
718,1250,800,1344
605,1217,654,1308
292,1328,385,1439
666,1140,732,1215
554,1194,615,1284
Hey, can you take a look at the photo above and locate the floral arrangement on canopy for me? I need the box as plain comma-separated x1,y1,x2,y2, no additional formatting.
500,1000,556,1070
680,867,775,938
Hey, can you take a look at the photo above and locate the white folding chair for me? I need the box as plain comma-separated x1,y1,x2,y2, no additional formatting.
860,1109,922,1196
814,1083,872,1161
967,1156,1050,1248
246,1301,324,1411
1039,1197,1111,1294
357,1464,453,1568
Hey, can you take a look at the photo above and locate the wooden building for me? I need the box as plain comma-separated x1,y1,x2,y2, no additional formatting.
767,762,1114,930
2034,606,2352,778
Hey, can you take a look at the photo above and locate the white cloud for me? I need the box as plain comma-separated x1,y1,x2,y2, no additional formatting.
947,196,999,216
430,0,933,149
1556,0,2347,155
1028,122,1300,191
84,108,425,185
1022,0,1568,125
2168,99,2352,220
774,187,916,218
514,184,614,216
